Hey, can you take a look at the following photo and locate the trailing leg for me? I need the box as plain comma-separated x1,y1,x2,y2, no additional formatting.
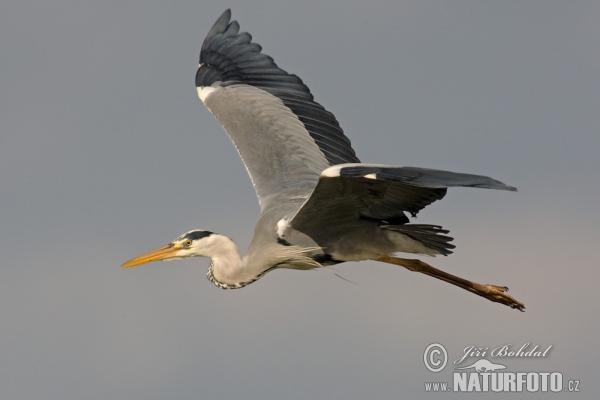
376,256,525,311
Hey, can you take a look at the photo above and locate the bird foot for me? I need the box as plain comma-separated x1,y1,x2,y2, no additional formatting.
479,284,526,312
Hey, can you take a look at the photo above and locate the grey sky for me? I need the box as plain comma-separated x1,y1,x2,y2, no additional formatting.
1,1,599,399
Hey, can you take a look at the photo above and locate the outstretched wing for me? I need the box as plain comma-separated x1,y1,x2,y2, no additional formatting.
196,10,360,210
289,163,516,235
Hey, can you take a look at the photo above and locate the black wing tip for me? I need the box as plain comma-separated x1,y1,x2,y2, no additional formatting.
334,165,518,192
216,9,232,29
476,181,518,192
207,9,232,36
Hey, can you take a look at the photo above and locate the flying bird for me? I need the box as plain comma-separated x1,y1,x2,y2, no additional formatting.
123,10,524,311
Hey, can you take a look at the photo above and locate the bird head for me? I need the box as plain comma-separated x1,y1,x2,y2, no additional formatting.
122,230,214,267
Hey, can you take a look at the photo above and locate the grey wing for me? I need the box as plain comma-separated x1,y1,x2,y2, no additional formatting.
196,10,360,210
288,163,517,235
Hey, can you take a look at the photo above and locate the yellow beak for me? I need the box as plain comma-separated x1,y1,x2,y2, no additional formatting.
122,243,180,268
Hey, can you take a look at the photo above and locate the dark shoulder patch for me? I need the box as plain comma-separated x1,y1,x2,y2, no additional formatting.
277,237,292,246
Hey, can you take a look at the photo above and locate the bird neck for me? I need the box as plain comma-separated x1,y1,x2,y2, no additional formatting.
204,234,258,290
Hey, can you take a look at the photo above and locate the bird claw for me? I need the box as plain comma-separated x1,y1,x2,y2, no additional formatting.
481,284,526,312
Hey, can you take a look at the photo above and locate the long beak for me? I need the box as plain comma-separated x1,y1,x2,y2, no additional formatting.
122,243,180,268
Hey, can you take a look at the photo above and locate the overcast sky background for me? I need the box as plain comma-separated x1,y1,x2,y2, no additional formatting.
2,1,599,399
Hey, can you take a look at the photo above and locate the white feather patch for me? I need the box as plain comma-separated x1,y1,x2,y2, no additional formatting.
320,165,345,178
197,86,216,103
276,219,288,237
364,173,377,180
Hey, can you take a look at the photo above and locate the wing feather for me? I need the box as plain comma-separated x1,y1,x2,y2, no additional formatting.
196,11,360,186
289,163,516,235
201,84,329,210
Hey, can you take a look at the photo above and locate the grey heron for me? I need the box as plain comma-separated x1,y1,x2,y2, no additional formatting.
123,10,524,311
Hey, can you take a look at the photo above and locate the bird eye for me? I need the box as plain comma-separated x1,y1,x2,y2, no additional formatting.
184,239,193,247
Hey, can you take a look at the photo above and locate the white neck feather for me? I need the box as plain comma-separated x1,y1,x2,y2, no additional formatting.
201,233,323,290
200,234,245,284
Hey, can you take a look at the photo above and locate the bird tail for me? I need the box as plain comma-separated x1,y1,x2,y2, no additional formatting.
381,224,456,256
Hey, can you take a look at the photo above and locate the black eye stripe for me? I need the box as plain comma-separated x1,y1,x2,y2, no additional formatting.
184,230,213,241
